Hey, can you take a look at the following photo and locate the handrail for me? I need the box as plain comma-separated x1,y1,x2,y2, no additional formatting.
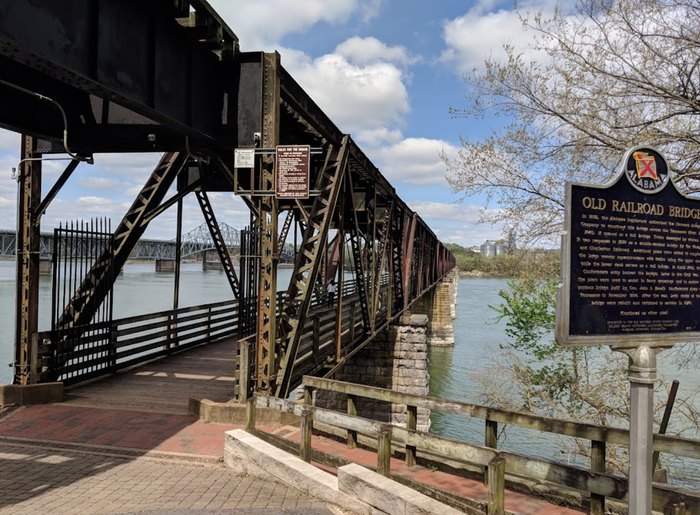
298,376,700,512
301,376,700,460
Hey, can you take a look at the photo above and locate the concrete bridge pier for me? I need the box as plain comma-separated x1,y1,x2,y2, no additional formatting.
155,259,176,272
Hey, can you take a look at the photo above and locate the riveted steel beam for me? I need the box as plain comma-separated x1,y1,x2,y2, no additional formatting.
195,190,241,299
13,135,42,385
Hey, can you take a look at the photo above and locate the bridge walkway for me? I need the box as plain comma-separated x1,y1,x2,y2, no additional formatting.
0,335,584,515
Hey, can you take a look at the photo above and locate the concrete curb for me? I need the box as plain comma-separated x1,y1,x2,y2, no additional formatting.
0,382,63,406
189,398,300,425
224,429,466,515
338,463,465,515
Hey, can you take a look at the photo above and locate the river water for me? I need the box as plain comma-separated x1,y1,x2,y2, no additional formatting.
0,262,698,485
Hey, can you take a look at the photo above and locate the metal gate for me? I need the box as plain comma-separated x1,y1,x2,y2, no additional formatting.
51,219,114,383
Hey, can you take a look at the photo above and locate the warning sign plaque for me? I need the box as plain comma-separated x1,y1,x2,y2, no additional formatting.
275,145,310,199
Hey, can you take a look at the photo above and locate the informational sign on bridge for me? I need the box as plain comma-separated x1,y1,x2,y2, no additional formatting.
275,145,310,199
556,146,700,348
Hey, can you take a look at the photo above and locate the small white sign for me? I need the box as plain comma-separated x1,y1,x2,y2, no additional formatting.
234,148,255,169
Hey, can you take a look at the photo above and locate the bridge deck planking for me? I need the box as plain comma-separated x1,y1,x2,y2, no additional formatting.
62,337,238,415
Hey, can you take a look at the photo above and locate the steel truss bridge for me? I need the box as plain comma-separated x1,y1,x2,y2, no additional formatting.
0,223,241,260
1,0,454,395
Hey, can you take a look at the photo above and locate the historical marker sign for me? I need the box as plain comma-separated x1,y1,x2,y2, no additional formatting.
275,145,310,199
556,146,700,347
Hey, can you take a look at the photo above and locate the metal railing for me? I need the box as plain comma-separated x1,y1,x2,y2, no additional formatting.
35,278,369,386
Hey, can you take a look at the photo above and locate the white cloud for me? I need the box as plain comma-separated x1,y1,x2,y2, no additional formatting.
209,0,384,50
0,129,20,154
335,36,416,67
441,1,554,73
79,176,122,190
372,137,458,186
408,200,504,246
282,48,409,136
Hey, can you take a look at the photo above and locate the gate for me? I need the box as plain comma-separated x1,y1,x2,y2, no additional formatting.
50,219,115,383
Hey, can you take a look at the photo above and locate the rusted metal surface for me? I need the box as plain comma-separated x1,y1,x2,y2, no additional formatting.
14,136,42,385
2,3,455,390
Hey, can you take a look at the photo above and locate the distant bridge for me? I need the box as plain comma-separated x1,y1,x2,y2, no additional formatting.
0,222,242,260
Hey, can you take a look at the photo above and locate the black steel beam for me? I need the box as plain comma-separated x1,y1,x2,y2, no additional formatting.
0,0,237,148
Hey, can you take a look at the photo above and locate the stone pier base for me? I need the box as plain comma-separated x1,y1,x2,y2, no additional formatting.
155,259,176,272
412,270,458,346
316,314,431,432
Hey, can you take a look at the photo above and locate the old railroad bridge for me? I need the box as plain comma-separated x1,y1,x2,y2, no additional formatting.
1,2,699,514
1,0,455,397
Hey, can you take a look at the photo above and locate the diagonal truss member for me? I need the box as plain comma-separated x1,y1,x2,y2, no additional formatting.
274,136,350,397
195,190,240,299
56,152,188,332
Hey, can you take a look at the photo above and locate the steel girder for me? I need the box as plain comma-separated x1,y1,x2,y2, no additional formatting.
195,191,241,299
255,53,281,393
14,136,42,385
0,0,237,153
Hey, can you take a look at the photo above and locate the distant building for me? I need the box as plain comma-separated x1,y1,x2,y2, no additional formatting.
480,239,510,257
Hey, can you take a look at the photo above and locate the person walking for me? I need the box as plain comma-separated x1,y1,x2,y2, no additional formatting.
327,279,337,307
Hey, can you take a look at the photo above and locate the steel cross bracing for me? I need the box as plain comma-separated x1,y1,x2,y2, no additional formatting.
1,0,455,387
55,152,188,332
195,190,241,299
275,137,350,397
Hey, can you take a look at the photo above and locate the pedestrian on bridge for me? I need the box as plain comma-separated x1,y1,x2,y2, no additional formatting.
327,279,337,307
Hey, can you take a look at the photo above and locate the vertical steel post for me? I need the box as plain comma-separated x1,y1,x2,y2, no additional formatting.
256,52,280,393
615,345,661,515
171,198,183,350
14,135,42,385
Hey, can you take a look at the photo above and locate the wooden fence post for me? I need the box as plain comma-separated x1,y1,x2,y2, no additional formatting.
406,404,417,466
377,424,392,476
487,454,506,515
347,394,358,449
300,406,313,462
590,440,606,514
245,396,256,431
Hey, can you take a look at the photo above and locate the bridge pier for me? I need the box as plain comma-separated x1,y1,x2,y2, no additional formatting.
155,259,176,272
411,271,458,347
39,258,52,275
317,314,431,432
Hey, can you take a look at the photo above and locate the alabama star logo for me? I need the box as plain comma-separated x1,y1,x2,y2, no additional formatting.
624,147,668,193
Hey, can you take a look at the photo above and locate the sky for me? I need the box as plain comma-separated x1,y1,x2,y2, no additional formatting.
0,0,555,247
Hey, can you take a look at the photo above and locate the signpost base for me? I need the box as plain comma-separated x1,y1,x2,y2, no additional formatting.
613,345,666,515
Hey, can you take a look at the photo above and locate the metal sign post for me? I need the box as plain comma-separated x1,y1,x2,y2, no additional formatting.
614,344,660,514
556,146,700,514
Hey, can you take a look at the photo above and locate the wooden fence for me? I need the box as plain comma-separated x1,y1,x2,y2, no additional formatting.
247,376,700,515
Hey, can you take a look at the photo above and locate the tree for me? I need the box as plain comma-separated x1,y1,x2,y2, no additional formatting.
445,0,700,245
481,277,699,475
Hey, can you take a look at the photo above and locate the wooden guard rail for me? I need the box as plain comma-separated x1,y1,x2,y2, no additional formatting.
246,376,700,514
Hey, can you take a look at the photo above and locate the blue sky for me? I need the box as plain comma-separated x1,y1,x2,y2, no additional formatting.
0,0,551,246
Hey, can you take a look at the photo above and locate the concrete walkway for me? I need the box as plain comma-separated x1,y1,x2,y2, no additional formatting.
0,405,337,514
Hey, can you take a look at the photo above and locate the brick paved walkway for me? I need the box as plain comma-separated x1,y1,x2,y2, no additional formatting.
0,441,335,514
0,405,337,514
